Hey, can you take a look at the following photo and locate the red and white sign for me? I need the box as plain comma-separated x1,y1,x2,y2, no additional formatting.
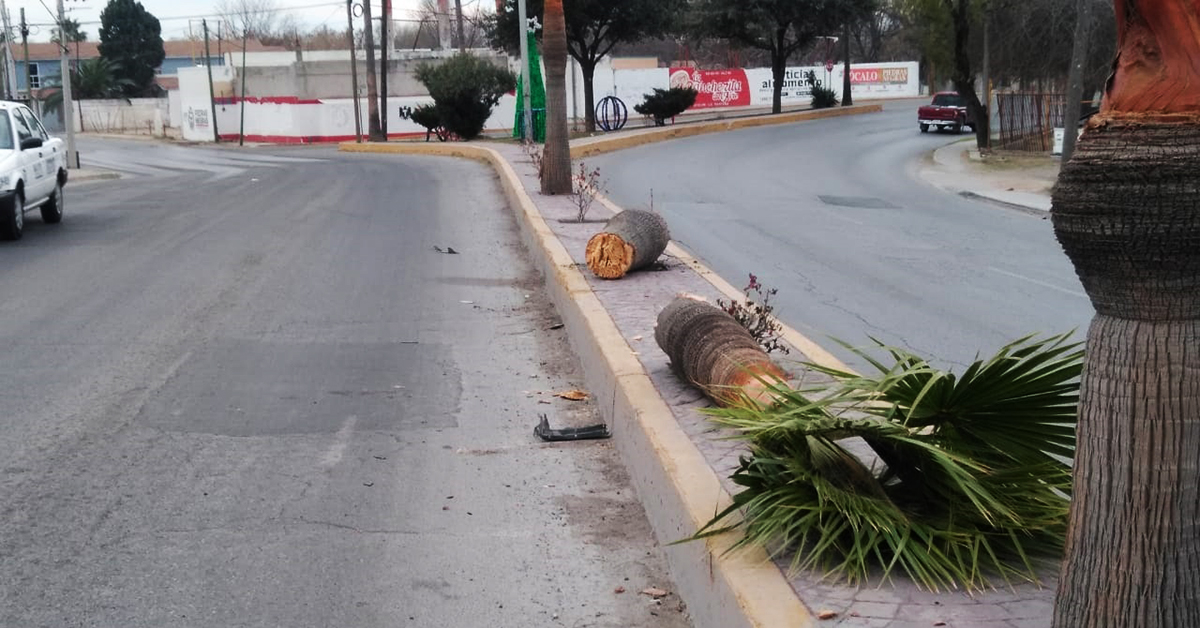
850,67,909,85
668,68,751,109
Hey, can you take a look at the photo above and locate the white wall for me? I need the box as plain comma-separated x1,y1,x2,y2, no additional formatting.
179,56,917,142
570,59,919,122
179,65,235,142
168,89,182,130
77,98,170,135
205,93,517,143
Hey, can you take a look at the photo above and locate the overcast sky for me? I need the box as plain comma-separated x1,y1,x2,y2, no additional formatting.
5,0,446,43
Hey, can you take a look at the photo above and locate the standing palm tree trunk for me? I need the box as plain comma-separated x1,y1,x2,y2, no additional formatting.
539,0,572,195
362,0,384,141
1051,1,1200,626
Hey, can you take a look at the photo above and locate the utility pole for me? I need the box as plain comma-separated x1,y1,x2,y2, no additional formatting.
346,0,362,142
454,0,464,52
0,1,14,99
55,0,77,168
19,8,28,99
0,1,12,98
437,0,450,50
1061,0,1095,162
380,0,388,138
517,0,532,142
361,0,382,140
202,20,220,143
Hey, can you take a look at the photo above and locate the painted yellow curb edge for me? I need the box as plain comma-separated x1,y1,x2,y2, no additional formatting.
570,103,883,160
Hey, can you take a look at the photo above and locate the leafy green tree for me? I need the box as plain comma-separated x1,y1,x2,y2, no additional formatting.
489,0,685,132
97,0,165,96
52,17,87,45
691,0,875,114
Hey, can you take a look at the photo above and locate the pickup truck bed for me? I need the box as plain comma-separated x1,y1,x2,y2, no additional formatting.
918,92,973,134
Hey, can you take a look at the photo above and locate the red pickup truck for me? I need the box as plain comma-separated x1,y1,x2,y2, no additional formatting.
918,92,973,134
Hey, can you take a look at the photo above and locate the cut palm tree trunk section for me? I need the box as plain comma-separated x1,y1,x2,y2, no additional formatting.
585,210,670,279
655,295,786,407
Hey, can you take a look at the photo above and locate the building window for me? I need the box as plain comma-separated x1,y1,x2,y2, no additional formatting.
28,63,39,89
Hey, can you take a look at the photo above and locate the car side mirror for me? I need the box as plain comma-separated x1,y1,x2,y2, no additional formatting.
20,137,43,150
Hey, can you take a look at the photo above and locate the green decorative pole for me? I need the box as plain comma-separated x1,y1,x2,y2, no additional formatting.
513,28,546,142
517,0,532,141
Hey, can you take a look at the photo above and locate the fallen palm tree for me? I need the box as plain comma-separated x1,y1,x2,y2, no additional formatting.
654,294,787,406
585,209,670,279
674,330,1082,591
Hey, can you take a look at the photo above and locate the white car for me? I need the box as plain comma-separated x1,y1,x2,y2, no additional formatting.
0,101,67,240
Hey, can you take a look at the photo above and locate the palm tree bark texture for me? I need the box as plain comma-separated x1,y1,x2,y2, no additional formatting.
539,0,572,195
1050,1,1200,626
655,296,786,408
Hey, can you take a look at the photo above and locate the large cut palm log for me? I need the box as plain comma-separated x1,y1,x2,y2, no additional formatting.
655,295,786,407
1051,1,1200,626
585,210,670,279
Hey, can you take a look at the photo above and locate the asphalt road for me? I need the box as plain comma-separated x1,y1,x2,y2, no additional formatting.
591,100,1094,369
0,142,689,628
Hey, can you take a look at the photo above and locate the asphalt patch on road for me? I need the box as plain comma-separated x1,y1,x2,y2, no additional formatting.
818,195,899,209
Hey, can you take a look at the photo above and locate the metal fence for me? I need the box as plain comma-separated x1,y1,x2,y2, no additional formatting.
995,92,1066,152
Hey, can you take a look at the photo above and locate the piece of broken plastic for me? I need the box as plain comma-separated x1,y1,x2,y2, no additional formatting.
534,414,611,442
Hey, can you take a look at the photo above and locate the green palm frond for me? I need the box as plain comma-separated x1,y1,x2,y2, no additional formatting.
690,333,1081,591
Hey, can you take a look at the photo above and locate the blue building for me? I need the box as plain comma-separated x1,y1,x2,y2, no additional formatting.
8,39,285,96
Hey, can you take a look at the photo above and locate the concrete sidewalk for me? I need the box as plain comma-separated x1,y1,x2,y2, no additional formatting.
342,107,1058,628
919,139,1059,213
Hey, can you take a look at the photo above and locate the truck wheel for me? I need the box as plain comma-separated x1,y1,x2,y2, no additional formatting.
1,192,24,241
42,181,63,224
919,123,929,133
952,120,964,134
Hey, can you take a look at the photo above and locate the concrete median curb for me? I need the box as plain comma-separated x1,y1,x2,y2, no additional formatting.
570,103,883,160
69,169,122,183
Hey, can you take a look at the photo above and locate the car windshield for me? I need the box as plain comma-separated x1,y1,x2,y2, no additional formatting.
0,113,12,150
932,94,966,107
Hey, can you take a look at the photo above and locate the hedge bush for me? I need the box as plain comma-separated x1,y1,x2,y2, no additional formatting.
811,85,839,109
415,53,516,140
634,87,698,126
399,104,443,141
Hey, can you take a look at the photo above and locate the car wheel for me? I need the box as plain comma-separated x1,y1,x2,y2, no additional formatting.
952,120,964,134
42,181,63,224
919,123,929,133
1,192,24,241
